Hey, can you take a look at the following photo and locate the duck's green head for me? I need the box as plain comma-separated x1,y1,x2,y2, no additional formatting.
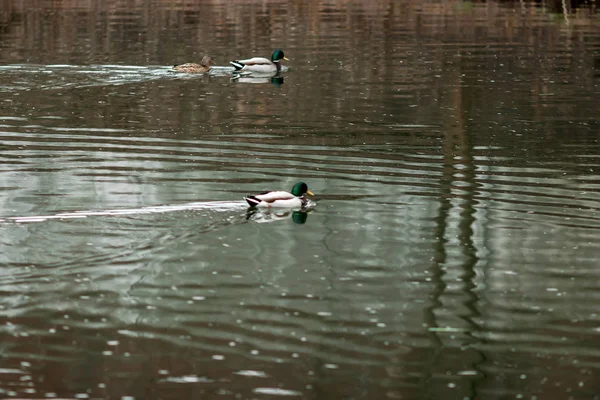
271,49,289,63
291,182,314,197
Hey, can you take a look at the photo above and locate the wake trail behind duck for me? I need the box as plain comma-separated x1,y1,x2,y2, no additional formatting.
0,201,248,224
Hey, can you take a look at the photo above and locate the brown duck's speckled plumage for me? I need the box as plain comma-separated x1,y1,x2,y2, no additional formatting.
173,55,214,73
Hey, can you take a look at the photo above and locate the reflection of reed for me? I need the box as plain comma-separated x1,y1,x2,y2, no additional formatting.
0,0,598,65
0,0,596,149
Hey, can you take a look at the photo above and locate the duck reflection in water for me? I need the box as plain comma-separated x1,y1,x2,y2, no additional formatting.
246,209,309,224
232,74,284,87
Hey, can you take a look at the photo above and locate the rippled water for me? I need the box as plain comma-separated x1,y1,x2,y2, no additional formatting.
1,0,600,399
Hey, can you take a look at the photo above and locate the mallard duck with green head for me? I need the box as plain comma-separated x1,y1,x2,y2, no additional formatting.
230,49,288,74
173,55,214,73
245,182,314,208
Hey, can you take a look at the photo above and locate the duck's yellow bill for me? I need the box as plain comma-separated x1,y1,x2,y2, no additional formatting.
283,57,290,61
306,190,314,196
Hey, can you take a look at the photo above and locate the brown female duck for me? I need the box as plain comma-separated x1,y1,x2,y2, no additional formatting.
173,55,214,73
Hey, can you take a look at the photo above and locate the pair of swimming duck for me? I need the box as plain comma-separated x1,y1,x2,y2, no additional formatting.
173,49,288,74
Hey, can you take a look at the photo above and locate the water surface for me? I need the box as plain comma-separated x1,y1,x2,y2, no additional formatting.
0,1,600,399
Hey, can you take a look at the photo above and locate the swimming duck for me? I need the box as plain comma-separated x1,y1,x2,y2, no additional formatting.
230,49,288,74
173,55,214,73
245,182,314,209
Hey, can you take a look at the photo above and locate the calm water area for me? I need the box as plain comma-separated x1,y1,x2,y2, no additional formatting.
0,0,600,399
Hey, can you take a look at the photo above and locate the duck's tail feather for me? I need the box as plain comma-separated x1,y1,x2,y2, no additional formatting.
245,196,261,207
230,61,245,70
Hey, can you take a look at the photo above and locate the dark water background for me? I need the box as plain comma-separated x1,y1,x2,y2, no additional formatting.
0,0,600,399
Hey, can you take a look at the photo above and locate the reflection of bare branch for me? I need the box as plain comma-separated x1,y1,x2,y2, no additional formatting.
562,0,570,25
0,0,597,139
